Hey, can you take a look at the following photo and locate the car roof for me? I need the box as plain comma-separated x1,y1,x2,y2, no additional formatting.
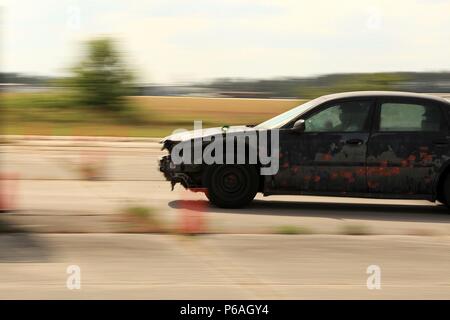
320,91,450,104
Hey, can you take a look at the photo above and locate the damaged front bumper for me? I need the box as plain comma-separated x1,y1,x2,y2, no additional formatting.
159,155,201,190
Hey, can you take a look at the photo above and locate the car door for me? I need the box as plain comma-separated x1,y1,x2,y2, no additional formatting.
272,99,374,194
366,97,448,195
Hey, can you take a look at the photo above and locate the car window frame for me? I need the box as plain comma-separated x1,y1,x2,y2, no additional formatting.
373,97,447,133
282,97,376,134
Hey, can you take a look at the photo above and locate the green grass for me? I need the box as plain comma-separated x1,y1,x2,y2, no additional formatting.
3,122,172,137
274,225,314,235
118,205,165,233
340,224,371,235
2,92,304,137
123,206,156,219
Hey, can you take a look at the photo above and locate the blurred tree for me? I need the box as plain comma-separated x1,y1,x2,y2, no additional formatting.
71,38,135,110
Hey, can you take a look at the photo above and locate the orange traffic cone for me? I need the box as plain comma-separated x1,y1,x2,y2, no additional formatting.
79,150,108,180
0,173,19,212
178,188,208,234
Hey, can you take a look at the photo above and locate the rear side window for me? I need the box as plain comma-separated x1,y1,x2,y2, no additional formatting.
379,102,442,132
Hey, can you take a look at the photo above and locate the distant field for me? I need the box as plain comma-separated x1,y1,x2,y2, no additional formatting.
132,96,303,127
3,94,305,137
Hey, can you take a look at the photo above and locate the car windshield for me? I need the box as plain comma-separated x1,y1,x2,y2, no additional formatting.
255,96,326,129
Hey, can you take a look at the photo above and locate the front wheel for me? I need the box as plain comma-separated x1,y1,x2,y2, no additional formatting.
204,165,259,208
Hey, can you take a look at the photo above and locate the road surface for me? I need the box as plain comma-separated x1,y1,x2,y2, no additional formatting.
1,234,450,299
2,138,450,235
1,137,450,299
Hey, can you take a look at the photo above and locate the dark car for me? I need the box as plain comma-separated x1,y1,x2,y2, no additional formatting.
160,91,450,208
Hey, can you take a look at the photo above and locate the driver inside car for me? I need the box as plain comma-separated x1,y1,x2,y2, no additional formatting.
333,102,368,132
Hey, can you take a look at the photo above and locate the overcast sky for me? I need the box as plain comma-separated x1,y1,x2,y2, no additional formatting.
1,0,450,84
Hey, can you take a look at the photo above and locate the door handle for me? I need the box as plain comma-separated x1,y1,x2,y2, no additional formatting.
345,138,364,145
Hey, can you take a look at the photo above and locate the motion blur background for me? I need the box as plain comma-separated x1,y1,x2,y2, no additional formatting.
1,0,450,299
2,0,450,137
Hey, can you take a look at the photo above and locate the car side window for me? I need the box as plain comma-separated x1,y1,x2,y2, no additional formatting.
304,100,371,132
379,102,442,132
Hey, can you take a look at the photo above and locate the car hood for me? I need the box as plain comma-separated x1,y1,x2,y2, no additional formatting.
160,125,256,143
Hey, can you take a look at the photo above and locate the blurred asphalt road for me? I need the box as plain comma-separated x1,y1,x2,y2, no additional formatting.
2,138,450,235
1,234,450,299
1,137,450,299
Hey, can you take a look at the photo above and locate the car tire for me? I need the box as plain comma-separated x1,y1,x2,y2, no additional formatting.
204,165,259,208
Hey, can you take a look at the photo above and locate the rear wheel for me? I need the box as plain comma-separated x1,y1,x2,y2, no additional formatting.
204,165,258,208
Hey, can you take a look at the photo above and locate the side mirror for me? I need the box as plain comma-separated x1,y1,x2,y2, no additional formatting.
292,119,305,132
